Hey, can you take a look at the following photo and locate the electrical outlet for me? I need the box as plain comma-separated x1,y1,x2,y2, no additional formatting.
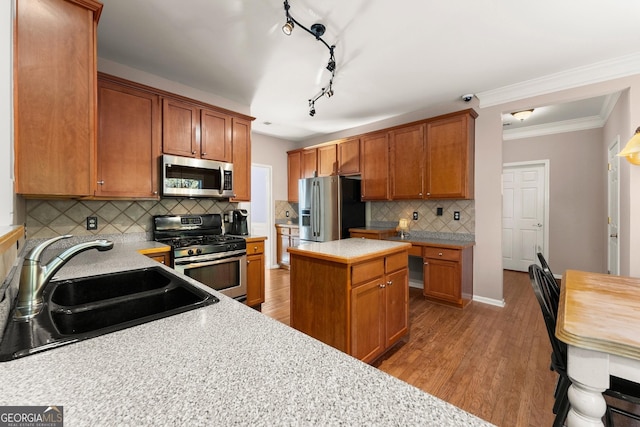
286,211,290,217
454,211,460,221
412,212,418,220
86,216,98,230
436,207,443,216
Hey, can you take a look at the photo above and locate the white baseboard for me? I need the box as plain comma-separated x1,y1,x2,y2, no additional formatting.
473,295,506,307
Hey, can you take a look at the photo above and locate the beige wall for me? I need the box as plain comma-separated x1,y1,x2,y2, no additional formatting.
503,128,606,274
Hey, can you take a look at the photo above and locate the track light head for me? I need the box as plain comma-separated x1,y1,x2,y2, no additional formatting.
326,59,336,72
282,20,294,35
309,107,316,117
325,89,333,98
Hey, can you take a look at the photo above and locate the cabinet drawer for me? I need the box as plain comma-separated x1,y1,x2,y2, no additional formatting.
386,251,408,273
424,247,460,261
408,245,422,257
290,227,299,236
247,241,264,255
351,258,384,287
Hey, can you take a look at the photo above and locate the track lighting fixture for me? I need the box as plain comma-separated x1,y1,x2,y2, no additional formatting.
282,0,337,117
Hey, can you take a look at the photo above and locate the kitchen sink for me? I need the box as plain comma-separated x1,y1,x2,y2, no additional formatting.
0,267,218,361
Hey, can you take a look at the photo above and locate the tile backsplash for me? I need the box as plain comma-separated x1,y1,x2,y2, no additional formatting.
275,200,298,222
25,199,238,239
370,200,474,234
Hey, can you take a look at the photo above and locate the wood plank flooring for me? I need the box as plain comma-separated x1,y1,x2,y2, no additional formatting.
261,268,557,426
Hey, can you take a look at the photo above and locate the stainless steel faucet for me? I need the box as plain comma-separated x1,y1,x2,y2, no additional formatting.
14,235,114,321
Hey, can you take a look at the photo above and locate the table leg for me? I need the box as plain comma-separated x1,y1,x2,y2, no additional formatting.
565,379,606,426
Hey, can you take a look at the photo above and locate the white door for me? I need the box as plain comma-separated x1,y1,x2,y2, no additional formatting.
502,162,548,272
250,164,273,268
608,138,620,275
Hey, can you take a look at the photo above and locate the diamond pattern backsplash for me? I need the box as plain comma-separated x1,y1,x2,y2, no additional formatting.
25,199,239,239
370,200,474,234
275,200,299,222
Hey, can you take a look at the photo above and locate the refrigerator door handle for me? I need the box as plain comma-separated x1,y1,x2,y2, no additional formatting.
312,180,320,237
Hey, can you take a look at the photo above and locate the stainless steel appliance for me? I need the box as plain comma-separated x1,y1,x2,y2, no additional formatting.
162,154,234,198
229,209,249,235
298,176,366,243
153,214,247,301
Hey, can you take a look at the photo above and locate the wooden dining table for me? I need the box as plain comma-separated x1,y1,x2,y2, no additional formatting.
556,269,640,426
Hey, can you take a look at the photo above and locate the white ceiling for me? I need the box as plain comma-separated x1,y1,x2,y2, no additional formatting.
97,0,640,141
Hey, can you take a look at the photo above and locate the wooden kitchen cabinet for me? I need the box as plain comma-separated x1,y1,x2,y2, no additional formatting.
351,254,408,363
337,137,361,175
96,75,161,199
231,117,252,201
246,237,266,307
275,224,299,269
360,132,390,201
301,149,318,178
425,110,477,199
290,245,409,364
317,144,337,176
389,124,425,199
162,98,233,163
14,0,102,197
423,244,473,308
287,150,302,202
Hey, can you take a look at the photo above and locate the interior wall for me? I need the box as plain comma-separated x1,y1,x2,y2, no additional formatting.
503,128,606,274
1,1,13,227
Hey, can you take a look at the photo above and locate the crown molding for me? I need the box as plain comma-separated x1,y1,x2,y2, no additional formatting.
503,116,605,141
478,53,640,108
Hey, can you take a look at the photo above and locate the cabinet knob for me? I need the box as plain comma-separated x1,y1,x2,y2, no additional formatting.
424,262,429,265
192,151,196,155
427,192,431,196
254,246,258,252
97,180,104,185
202,152,207,156
387,280,393,286
438,252,443,256
153,191,158,195
247,260,250,264
379,283,386,288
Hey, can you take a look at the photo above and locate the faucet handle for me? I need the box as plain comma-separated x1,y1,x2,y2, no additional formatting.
24,235,73,262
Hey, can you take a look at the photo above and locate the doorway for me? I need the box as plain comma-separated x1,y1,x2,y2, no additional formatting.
502,161,550,272
251,164,273,268
607,137,620,275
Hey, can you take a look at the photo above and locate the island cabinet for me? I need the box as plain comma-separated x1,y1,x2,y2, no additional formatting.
275,224,299,269
96,75,161,199
422,244,473,308
14,0,103,197
245,237,266,307
289,240,410,363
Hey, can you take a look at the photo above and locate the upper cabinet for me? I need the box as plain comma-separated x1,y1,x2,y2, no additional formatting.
14,0,103,197
231,118,252,201
389,124,425,200
360,132,390,201
287,150,302,202
96,75,161,199
317,144,337,176
425,110,477,199
162,98,199,158
201,109,232,162
337,137,361,175
301,149,318,179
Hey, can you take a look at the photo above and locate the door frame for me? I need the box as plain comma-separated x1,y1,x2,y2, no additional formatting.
250,163,274,268
607,136,620,275
502,160,551,272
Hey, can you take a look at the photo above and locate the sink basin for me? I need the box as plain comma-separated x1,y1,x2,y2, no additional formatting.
0,267,218,361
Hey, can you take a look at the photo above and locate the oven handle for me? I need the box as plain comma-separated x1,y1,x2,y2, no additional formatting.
174,251,246,266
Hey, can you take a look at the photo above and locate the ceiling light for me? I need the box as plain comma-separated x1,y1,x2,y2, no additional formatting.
283,0,337,117
618,126,640,165
511,109,534,121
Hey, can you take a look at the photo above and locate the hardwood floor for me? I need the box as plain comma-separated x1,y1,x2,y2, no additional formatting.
261,268,557,426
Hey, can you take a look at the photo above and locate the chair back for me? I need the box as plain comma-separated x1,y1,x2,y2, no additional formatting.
529,264,567,371
537,252,560,308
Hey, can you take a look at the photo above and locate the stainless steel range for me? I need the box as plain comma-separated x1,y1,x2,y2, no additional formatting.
153,214,247,302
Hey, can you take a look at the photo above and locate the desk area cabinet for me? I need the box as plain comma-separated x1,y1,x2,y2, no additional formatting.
276,224,299,269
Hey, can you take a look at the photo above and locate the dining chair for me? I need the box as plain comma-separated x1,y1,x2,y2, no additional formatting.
529,264,640,426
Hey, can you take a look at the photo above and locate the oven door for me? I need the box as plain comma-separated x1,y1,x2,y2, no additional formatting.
174,253,247,302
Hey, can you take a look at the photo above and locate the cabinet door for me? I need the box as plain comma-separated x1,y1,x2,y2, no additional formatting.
287,151,302,202
351,279,385,363
231,117,252,201
337,138,361,175
423,257,461,303
425,112,475,199
15,0,102,196
246,253,265,307
317,145,337,176
162,98,199,157
384,268,408,347
301,149,318,178
96,78,161,198
389,124,425,199
360,132,389,201
201,109,232,162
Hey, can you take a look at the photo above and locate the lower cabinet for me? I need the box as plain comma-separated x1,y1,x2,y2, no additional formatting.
423,245,473,308
139,248,171,266
275,224,299,269
290,248,409,364
245,238,266,307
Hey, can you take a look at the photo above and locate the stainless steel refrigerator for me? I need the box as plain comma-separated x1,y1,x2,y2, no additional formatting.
298,176,366,243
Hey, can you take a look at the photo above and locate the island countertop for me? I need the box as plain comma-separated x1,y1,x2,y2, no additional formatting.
288,237,412,264
0,238,491,426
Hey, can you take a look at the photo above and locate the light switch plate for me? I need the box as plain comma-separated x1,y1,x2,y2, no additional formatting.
412,212,418,220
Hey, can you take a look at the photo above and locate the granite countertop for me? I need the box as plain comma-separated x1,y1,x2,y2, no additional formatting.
289,238,412,264
350,227,475,249
0,238,492,426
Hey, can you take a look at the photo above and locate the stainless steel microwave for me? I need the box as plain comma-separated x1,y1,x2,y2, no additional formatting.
162,154,234,198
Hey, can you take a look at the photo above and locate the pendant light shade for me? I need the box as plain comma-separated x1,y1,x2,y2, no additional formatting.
618,127,640,165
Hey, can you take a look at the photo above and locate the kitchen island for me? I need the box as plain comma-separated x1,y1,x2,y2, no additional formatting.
0,238,491,426
289,238,412,363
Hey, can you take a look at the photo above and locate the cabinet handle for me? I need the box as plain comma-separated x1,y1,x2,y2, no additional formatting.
97,180,104,185
438,252,443,256
192,151,196,155
427,192,431,196
254,246,258,252
202,152,207,156
153,191,158,195
247,260,250,264
379,283,386,288
424,262,429,265
387,280,393,286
